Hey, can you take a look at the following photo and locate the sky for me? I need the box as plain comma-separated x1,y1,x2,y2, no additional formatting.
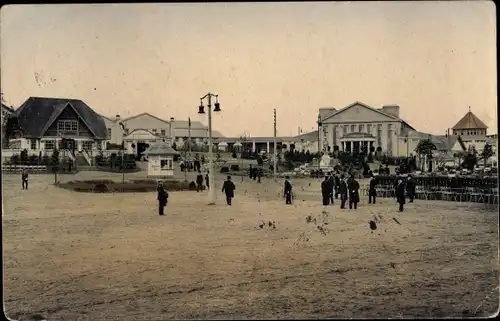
0,2,497,137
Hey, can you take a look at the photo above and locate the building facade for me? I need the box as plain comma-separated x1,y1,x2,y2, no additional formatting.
450,108,490,152
318,102,417,157
3,97,108,164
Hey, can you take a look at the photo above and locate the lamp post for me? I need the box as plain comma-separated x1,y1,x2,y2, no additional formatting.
317,114,322,173
198,92,221,205
119,122,127,186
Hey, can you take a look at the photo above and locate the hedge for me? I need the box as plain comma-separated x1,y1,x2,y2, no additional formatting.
58,179,196,193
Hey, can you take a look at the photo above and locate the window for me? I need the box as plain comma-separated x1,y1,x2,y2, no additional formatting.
160,159,173,170
30,139,37,150
58,140,65,149
161,129,166,136
57,120,78,135
44,140,55,150
388,124,393,130
107,128,112,138
351,125,355,132
367,124,372,133
359,124,364,132
82,141,93,150
152,129,157,133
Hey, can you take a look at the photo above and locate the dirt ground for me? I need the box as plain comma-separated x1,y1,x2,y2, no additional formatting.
2,171,499,320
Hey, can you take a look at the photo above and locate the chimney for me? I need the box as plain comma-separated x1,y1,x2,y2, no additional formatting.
115,114,121,122
381,105,400,118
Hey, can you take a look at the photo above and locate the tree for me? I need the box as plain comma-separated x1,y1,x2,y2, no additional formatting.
415,139,437,172
172,141,177,150
481,143,494,167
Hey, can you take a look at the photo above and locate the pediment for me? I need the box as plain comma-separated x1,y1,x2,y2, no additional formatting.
121,113,171,128
124,129,158,140
323,102,397,123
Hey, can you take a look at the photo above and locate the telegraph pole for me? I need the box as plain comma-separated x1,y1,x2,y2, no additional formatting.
273,109,277,181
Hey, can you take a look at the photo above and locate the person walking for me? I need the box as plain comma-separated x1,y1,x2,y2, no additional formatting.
406,175,416,203
205,171,210,190
368,173,377,204
396,178,406,212
222,175,236,205
196,171,204,192
257,167,262,183
249,165,254,179
339,174,348,209
284,176,293,205
328,172,335,205
321,176,330,205
21,169,29,190
348,174,360,210
157,181,169,216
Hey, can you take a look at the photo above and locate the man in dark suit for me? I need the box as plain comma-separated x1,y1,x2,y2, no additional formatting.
334,173,341,199
338,175,348,209
222,175,236,205
284,176,293,205
395,178,406,212
321,176,330,206
406,175,416,203
157,181,169,216
196,171,204,192
328,172,335,205
348,174,360,210
368,173,377,204
205,171,210,190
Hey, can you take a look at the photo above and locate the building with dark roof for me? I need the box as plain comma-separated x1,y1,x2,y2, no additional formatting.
6,97,108,163
451,107,488,136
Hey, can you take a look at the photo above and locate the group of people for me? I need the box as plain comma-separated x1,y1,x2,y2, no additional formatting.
248,165,263,183
283,170,418,213
195,171,210,192
320,172,361,209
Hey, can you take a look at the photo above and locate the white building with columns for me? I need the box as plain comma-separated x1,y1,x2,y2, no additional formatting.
318,101,418,157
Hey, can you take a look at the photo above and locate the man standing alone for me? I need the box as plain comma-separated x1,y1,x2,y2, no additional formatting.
21,169,29,190
205,171,210,190
284,176,293,205
396,178,406,212
328,172,335,205
368,173,377,204
157,181,169,216
348,174,360,210
222,175,236,205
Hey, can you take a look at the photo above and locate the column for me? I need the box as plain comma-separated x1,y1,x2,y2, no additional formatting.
266,141,270,153
252,141,256,152
341,141,345,151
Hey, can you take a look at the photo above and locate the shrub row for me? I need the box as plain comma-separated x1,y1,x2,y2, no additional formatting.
59,179,197,193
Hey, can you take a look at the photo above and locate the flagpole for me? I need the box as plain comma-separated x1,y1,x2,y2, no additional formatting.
273,109,277,182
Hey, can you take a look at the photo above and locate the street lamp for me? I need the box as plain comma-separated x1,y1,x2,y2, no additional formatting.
198,92,221,205
317,114,322,173
169,117,175,145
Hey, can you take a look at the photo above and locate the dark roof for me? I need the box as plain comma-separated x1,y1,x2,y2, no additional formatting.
144,142,180,156
452,111,488,130
429,135,464,151
14,97,108,139
294,130,318,141
2,103,15,113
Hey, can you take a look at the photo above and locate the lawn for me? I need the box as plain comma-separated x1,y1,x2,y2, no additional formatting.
2,172,498,320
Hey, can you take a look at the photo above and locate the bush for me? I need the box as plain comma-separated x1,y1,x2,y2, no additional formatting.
220,166,229,173
230,164,240,171
94,183,109,193
58,179,193,193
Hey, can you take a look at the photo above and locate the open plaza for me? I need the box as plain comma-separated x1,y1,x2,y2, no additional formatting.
3,169,498,320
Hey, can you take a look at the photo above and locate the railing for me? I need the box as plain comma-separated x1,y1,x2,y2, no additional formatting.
82,149,92,165
359,184,499,205
2,164,47,172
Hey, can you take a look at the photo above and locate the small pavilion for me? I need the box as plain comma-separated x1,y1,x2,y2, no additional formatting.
143,141,180,178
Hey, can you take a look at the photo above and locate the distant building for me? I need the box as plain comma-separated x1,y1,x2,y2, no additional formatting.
99,112,225,159
318,101,417,156
5,96,107,155
450,107,490,152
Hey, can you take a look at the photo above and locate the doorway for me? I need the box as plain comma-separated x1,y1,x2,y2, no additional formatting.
136,142,150,160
